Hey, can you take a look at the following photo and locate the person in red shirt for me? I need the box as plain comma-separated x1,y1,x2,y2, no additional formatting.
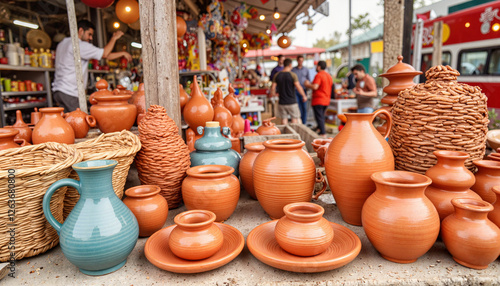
305,61,332,137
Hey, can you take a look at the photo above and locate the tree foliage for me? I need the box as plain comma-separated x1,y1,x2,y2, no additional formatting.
313,31,341,49
346,12,371,35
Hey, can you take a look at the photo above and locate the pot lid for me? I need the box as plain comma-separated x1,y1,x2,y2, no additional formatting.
380,55,422,77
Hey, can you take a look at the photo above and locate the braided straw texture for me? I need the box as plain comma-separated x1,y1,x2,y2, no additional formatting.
389,65,489,174
0,143,83,262
63,130,141,219
135,105,191,209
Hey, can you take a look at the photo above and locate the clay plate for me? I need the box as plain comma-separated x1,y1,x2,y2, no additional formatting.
247,220,361,273
145,223,244,273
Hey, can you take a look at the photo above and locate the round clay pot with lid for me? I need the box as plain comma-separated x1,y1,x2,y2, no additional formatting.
63,108,97,139
471,160,500,203
182,165,240,222
441,198,500,269
123,185,169,237
10,110,32,143
32,107,75,144
168,210,224,260
0,128,28,150
489,186,500,229
256,117,281,135
425,150,481,221
239,142,265,199
88,79,112,104
90,90,137,133
275,202,334,257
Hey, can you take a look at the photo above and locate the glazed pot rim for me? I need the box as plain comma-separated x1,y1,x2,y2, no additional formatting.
73,159,118,170
263,139,305,149
125,185,161,198
433,150,469,159
244,142,265,152
0,128,19,137
186,165,234,178
371,171,432,187
451,198,494,212
473,160,500,169
39,107,65,113
283,202,325,220
174,210,216,228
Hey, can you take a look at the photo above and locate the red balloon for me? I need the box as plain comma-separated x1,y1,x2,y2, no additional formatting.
81,0,115,8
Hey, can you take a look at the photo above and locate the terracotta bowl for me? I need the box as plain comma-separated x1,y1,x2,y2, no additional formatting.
486,129,500,150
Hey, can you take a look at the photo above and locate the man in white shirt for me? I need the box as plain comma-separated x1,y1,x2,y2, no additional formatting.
52,20,132,112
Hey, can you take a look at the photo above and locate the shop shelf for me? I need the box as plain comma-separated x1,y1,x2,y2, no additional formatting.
2,91,47,97
4,101,47,111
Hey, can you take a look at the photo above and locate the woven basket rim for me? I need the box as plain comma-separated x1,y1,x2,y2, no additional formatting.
74,130,141,160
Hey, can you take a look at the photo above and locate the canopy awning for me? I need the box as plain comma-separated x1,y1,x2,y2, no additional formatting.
244,44,325,59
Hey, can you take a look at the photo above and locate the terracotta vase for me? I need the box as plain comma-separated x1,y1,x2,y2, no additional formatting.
31,107,42,125
168,210,224,260
311,138,333,167
489,186,500,228
425,150,481,221
325,110,395,226
90,89,137,133
32,107,75,144
362,171,439,263
275,202,334,257
179,84,189,112
256,117,281,135
182,165,240,222
183,76,214,130
123,185,169,237
224,84,240,115
0,128,28,150
63,108,97,139
130,83,146,124
441,198,500,269
253,139,328,219
211,88,233,128
10,110,32,143
239,142,265,200
471,160,500,204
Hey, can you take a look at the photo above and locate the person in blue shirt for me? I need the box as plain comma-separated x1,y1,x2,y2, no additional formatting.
270,54,284,82
291,55,310,124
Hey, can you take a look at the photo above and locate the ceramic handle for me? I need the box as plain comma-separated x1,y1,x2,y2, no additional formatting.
312,170,328,200
86,115,97,127
197,126,204,135
89,94,97,105
222,127,230,136
42,178,81,234
14,138,28,147
372,109,392,139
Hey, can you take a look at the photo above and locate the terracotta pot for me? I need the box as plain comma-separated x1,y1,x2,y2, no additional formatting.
168,210,223,260
0,128,28,150
10,110,32,143
182,165,240,222
489,186,500,229
253,139,328,219
90,91,137,133
471,160,500,203
211,88,233,128
32,107,75,144
275,202,334,257
231,115,245,138
362,171,439,263
183,76,214,130
179,84,189,112
63,108,97,139
311,138,332,167
425,150,481,221
256,117,281,135
325,110,395,226
31,107,42,125
130,83,146,124
441,198,500,269
239,142,265,200
224,84,240,115
88,79,112,104
123,185,169,237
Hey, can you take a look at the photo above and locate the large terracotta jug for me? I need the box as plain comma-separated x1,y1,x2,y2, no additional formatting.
441,198,500,269
10,110,32,143
325,110,394,225
0,128,27,150
32,107,75,144
211,88,233,128
183,76,214,130
90,90,137,133
239,142,265,200
471,160,500,204
63,108,97,139
253,139,327,219
425,150,481,221
362,171,439,263
489,186,500,228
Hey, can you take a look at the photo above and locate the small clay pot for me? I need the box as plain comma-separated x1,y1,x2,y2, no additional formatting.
168,210,223,260
488,186,500,230
10,110,32,143
441,198,500,269
275,202,333,257
239,142,265,200
32,107,75,144
256,117,281,135
123,185,169,237
0,128,28,150
64,108,97,139
471,160,500,203
90,91,137,133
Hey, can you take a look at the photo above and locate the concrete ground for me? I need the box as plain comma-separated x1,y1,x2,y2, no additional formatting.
2,164,499,286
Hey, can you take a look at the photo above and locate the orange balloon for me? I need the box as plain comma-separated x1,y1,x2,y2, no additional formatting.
177,16,187,39
116,0,140,24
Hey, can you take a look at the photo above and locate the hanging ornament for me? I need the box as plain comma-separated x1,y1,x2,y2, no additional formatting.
116,0,140,24
82,0,115,8
177,16,187,40
249,7,259,19
278,35,292,49
270,23,278,34
231,10,241,25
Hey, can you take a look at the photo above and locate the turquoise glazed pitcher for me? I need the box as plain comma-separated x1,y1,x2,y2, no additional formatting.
190,121,241,176
43,160,139,276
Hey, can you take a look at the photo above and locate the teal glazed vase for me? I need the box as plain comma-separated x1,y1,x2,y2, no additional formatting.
190,121,241,176
42,160,139,276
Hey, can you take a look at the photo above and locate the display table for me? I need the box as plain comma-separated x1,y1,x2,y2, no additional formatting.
3,165,499,285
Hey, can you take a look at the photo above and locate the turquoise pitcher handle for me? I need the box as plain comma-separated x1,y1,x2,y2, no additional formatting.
222,127,230,136
197,126,204,135
42,178,81,234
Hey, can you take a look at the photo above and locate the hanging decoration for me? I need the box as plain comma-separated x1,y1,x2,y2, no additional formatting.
270,23,278,34
115,0,140,24
177,16,187,40
278,34,292,48
82,0,115,8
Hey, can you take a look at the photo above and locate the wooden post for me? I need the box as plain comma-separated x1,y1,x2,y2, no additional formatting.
198,27,207,71
401,0,413,65
383,0,404,86
432,21,443,66
139,0,181,129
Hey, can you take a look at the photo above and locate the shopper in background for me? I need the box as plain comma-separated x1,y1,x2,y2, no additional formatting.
52,20,132,112
304,61,333,138
291,55,310,124
351,64,377,113
269,54,284,82
270,58,307,125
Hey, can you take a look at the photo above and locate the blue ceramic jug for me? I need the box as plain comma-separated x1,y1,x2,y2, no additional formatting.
43,160,139,275
190,121,241,176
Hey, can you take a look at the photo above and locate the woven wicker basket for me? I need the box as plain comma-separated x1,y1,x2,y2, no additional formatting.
0,143,83,262
389,65,489,174
63,130,141,219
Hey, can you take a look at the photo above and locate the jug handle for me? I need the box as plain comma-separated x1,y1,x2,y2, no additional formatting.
372,109,392,139
222,127,230,136
197,126,204,135
42,179,81,234
312,170,328,200
86,115,97,127
14,138,28,147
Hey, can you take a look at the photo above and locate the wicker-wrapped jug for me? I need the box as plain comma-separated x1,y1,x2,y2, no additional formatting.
389,65,489,173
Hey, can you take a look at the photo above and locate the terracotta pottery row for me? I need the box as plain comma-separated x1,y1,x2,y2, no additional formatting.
471,160,500,204
239,142,265,200
64,108,97,139
7,110,32,143
211,88,232,129
33,107,75,144
490,186,500,228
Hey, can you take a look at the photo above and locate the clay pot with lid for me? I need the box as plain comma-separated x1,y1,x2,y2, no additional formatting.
182,165,240,222
9,110,32,143
441,198,500,269
425,150,482,221
88,79,111,104
183,76,214,130
0,128,28,150
362,171,439,263
253,139,328,219
275,202,333,257
130,83,146,124
32,107,75,144
179,84,189,112
63,108,97,139
211,88,233,128
256,117,281,135
489,186,500,229
123,185,169,237
471,160,500,203
239,142,265,199
168,210,223,260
